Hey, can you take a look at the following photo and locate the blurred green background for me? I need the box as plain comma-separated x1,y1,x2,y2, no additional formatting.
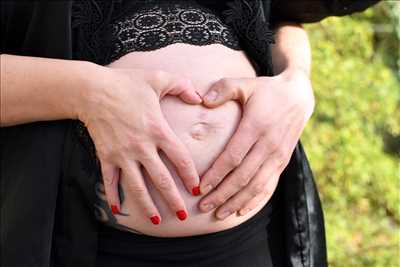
302,1,399,266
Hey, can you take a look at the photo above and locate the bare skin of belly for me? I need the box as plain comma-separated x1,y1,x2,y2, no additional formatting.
102,43,269,237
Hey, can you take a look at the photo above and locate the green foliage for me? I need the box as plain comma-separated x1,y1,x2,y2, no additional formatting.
302,2,400,266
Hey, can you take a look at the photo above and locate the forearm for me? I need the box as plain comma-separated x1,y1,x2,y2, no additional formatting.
0,54,98,127
271,23,311,76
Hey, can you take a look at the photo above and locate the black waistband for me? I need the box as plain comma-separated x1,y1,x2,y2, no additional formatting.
97,201,273,261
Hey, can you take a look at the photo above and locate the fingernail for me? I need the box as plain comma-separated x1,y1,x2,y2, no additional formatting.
205,90,218,102
217,210,232,220
192,186,201,196
201,203,215,212
150,215,161,225
111,205,119,215
202,184,213,194
176,210,187,221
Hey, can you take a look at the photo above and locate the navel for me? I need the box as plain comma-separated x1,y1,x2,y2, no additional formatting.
189,122,214,141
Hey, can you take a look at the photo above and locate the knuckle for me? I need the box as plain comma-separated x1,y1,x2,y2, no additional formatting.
274,147,286,161
236,175,251,188
267,140,281,154
176,76,190,88
124,136,147,156
202,179,216,191
277,158,288,172
146,119,166,140
242,119,257,132
240,110,268,130
231,204,241,212
225,202,240,212
96,146,108,158
273,149,288,170
177,157,192,171
152,127,167,140
128,185,147,198
102,175,113,185
211,177,221,186
227,150,243,167
213,196,223,206
251,121,265,136
156,175,172,190
264,186,273,199
251,183,265,197
135,143,149,157
219,77,232,88
214,194,228,205
153,70,168,83
97,145,114,160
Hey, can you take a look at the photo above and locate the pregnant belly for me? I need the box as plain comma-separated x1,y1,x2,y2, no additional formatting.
106,43,269,237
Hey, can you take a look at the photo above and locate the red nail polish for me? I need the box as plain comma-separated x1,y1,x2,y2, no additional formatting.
150,215,161,225
192,186,201,196
176,210,187,221
111,205,119,215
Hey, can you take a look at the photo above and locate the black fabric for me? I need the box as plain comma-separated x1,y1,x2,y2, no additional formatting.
1,121,69,267
96,200,273,267
266,142,327,267
0,1,73,58
0,1,379,267
50,123,100,267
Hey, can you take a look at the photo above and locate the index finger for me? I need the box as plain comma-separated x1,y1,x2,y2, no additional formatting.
199,119,258,195
158,120,200,196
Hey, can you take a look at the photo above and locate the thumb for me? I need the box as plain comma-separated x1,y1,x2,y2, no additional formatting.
203,78,256,108
149,70,202,104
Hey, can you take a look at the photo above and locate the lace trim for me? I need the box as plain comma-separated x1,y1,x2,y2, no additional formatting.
109,1,241,62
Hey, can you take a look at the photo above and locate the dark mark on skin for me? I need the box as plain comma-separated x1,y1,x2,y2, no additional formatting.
94,181,144,235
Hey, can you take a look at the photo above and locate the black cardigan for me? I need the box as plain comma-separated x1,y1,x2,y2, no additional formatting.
0,1,379,267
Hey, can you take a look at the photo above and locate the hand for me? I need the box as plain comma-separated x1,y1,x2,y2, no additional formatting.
197,69,315,219
78,67,202,224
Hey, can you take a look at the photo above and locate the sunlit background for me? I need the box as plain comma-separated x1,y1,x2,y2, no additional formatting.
301,1,399,266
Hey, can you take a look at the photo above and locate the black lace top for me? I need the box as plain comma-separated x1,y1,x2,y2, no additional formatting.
98,0,241,63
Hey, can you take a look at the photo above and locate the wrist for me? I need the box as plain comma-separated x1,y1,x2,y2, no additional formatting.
71,61,108,122
277,65,315,114
280,65,310,79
